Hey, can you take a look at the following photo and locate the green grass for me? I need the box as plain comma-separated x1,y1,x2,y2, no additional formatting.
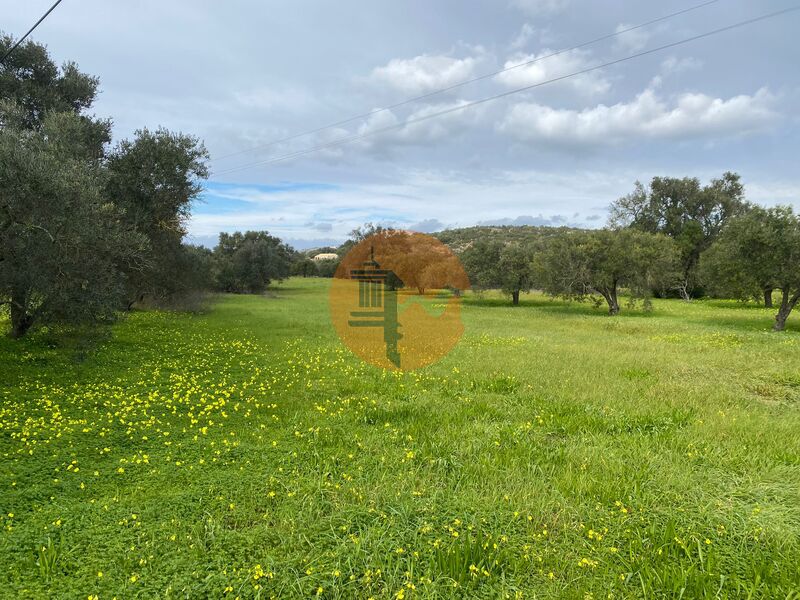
1,278,800,598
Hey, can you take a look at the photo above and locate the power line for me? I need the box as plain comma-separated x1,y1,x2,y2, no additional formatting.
211,0,720,164
0,0,65,65
214,6,798,176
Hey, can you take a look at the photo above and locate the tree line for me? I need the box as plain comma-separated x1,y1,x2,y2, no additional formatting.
457,173,800,331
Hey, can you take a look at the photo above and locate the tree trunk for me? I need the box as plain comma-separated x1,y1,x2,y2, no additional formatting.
774,289,799,332
9,288,33,339
126,292,146,311
763,288,773,308
512,290,520,306
677,280,692,302
600,285,620,315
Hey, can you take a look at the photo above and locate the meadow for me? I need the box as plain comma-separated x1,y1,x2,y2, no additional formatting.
1,277,799,599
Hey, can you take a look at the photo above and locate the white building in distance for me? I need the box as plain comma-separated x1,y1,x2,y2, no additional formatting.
311,253,339,262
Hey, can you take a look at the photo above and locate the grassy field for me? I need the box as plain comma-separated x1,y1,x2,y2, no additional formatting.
1,277,800,599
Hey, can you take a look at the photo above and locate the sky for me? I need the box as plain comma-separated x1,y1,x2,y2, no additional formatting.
2,0,798,249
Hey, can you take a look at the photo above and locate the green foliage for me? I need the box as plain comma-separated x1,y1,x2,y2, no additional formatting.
461,241,535,304
461,239,503,291
213,231,293,293
610,172,749,298
0,35,101,131
315,258,340,278
105,128,209,306
700,205,800,331
291,257,318,277
498,243,536,305
0,111,147,338
0,33,211,337
536,229,680,314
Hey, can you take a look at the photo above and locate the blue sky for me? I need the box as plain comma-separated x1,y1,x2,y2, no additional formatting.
3,0,798,249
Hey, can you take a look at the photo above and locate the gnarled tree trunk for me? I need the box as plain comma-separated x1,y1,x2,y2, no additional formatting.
599,283,620,315
676,280,692,302
9,288,33,339
511,290,520,306
763,287,773,308
773,289,800,332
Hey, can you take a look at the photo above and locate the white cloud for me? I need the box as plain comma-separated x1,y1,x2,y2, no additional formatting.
746,181,800,205
365,101,480,144
298,100,485,161
233,86,318,113
613,23,651,53
498,87,778,147
660,56,704,75
510,23,537,50
369,54,481,95
510,0,569,15
192,167,800,249
189,168,635,243
494,49,611,97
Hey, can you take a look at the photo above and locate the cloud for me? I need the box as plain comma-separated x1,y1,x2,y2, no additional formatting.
332,100,485,157
232,85,318,113
746,181,800,205
613,23,651,53
408,218,445,233
660,56,704,75
510,23,537,50
494,49,611,97
187,168,636,245
369,53,481,95
498,87,779,147
305,221,334,232
510,0,569,15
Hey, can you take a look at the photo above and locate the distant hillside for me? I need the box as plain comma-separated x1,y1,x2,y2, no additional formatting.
434,224,586,252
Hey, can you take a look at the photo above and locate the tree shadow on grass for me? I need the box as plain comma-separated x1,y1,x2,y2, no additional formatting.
670,299,798,334
463,292,800,333
463,294,659,319
681,313,799,334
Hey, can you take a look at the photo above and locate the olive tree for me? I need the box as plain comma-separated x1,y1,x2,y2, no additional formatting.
700,206,800,331
498,243,535,305
0,35,148,338
0,34,101,132
535,229,680,315
460,240,535,305
609,172,749,299
105,128,209,307
213,231,293,293
0,111,146,337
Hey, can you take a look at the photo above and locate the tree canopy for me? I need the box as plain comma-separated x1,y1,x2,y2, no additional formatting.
535,229,680,315
0,33,209,337
460,240,535,305
105,128,209,306
700,206,800,331
213,231,293,293
609,172,748,299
